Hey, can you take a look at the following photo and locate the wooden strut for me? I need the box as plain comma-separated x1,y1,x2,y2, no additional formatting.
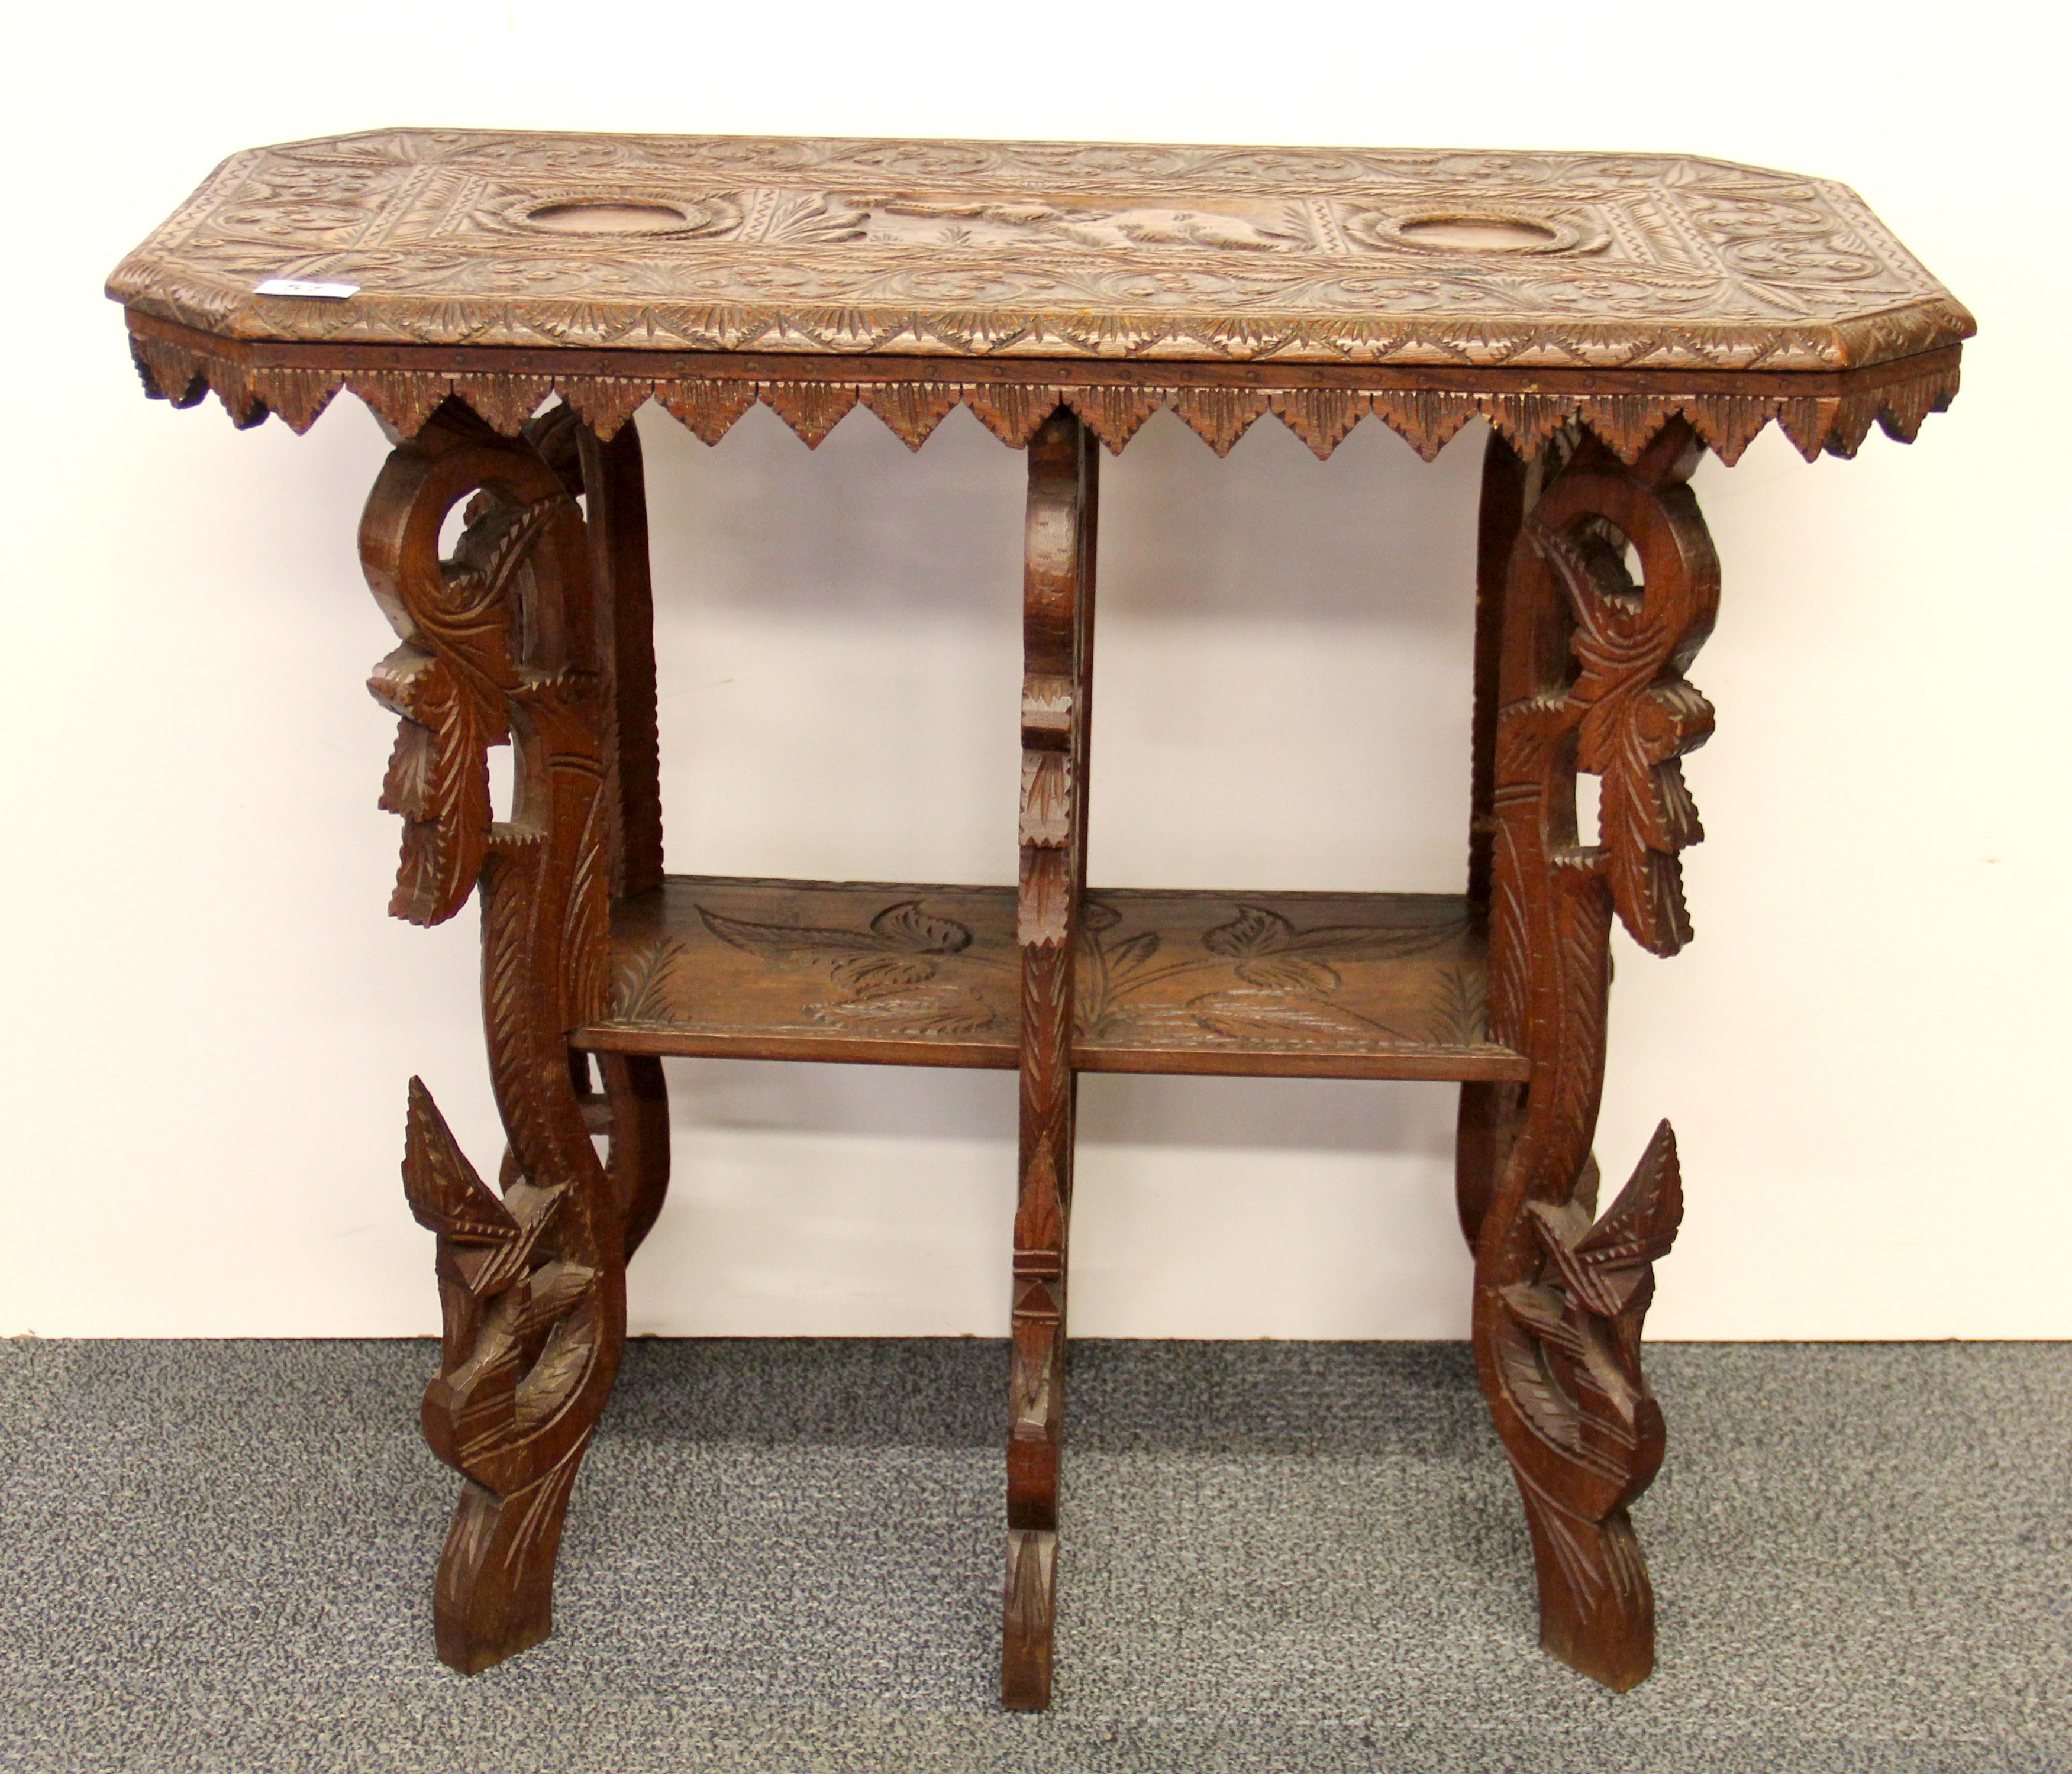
363,398,670,1675
1003,406,1098,1710
1463,419,1710,1690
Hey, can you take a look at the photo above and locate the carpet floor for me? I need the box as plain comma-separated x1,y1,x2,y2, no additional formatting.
0,1339,2065,1773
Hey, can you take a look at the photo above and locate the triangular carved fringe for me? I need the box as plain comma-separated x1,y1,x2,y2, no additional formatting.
1369,390,1476,461
1062,384,1166,453
656,380,754,446
247,367,341,435
1680,394,1776,466
1876,368,1955,444
1777,395,1842,462
448,373,556,435
1582,397,1679,465
556,378,650,440
347,372,454,439
1824,390,1886,459
203,360,270,429
1270,389,1367,460
120,321,1965,466
967,384,1063,448
760,381,857,447
1172,386,1273,455
1481,393,1573,458
132,337,208,407
860,383,960,450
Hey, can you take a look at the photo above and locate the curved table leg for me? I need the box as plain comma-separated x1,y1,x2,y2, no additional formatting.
1474,419,1718,1689
363,399,632,1673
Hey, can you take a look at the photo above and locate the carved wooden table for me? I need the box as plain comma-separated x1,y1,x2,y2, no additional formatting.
110,130,1970,1708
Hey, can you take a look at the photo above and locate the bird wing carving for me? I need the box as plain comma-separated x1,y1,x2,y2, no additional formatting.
403,1076,514,1246
1532,1120,1683,1322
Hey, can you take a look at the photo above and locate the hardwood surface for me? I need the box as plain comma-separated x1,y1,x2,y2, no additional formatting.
111,130,1971,465
576,877,1528,1083
111,130,1968,371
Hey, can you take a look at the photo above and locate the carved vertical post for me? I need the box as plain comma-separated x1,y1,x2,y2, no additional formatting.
363,399,636,1674
1457,430,1534,1246
1003,406,1097,1711
1474,419,1716,1690
571,417,672,1259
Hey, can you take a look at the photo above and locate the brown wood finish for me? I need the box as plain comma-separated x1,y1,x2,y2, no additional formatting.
1002,408,1097,1708
112,128,1969,1710
363,400,622,1672
1476,418,1716,1689
128,309,1963,467
576,877,1525,1082
110,131,1970,373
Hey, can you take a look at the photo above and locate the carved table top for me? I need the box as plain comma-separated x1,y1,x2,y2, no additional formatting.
110,130,1971,463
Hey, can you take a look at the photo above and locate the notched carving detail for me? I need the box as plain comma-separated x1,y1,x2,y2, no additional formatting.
365,482,570,926
404,1078,599,1475
1499,1122,1683,1482
125,311,1961,466
1474,422,1715,1691
362,400,626,1678
1527,429,1721,955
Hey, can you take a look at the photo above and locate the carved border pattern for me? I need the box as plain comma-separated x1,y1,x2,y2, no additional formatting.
128,315,1960,467
106,132,1973,373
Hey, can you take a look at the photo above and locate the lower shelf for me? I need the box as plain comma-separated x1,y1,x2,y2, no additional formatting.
576,875,1528,1082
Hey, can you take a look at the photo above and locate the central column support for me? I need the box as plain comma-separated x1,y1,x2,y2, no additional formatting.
1002,406,1099,1710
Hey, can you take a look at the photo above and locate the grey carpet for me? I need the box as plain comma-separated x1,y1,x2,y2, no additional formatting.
0,1339,2065,1773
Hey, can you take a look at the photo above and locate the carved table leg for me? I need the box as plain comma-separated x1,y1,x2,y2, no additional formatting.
362,399,635,1674
1474,419,1718,1690
1003,407,1098,1710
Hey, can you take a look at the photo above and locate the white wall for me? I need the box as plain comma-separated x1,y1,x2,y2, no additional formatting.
4,1,2064,1339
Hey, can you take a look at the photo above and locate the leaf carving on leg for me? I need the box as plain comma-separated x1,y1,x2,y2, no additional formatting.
404,1077,545,1303
1525,433,1719,958
1500,1121,1682,1486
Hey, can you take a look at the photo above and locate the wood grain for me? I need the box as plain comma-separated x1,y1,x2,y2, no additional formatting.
114,127,1974,1708
1473,419,1712,1692
575,877,1527,1083
1002,408,1096,1709
126,310,1963,467
109,130,1970,374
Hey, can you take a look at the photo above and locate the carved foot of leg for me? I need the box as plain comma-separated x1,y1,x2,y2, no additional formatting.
1476,1123,1684,1692
434,1436,590,1674
1002,1527,1058,1710
1515,1477,1655,1691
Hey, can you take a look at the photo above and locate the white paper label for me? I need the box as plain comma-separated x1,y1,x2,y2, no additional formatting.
253,278,360,299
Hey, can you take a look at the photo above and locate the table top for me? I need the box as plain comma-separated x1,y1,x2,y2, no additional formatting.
111,129,1970,374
